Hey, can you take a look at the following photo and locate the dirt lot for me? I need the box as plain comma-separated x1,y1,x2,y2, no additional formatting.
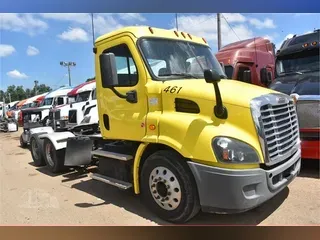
0,129,319,225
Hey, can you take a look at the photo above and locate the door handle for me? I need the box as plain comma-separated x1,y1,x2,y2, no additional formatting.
126,90,138,103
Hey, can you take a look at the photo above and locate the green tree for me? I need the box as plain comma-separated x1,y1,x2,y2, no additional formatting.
36,84,51,94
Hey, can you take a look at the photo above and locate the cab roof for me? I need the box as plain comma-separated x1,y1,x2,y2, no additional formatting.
95,26,209,47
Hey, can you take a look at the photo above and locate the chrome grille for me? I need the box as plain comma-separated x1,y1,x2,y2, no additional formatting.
260,101,299,162
296,99,320,129
250,93,301,166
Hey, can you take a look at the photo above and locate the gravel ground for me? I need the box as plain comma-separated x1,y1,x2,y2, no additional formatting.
0,129,319,225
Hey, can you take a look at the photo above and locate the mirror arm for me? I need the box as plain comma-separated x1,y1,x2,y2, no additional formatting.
212,82,228,119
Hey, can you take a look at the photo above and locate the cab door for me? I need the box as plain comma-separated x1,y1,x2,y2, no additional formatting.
96,35,148,141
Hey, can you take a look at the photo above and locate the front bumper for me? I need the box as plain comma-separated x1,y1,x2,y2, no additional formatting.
187,149,301,214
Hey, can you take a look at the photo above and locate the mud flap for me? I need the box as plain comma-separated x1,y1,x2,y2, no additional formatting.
64,136,94,166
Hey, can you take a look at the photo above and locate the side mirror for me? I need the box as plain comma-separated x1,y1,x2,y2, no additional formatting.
260,67,269,86
204,69,221,83
243,70,251,83
86,101,89,105
99,52,118,88
204,69,227,119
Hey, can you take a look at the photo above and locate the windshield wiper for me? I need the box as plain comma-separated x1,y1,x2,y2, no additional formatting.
159,73,199,79
281,71,303,76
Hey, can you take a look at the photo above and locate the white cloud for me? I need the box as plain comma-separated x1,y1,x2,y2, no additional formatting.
222,13,246,23
175,14,254,48
26,46,40,56
249,18,276,29
118,13,146,22
57,27,90,42
0,13,48,36
7,70,29,79
39,13,90,24
0,44,16,57
40,13,144,37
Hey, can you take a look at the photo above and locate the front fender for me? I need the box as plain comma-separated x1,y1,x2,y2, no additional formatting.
29,126,54,135
38,131,75,150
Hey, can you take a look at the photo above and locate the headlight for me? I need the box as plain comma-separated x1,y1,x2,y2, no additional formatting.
61,116,68,120
81,115,91,124
212,137,260,164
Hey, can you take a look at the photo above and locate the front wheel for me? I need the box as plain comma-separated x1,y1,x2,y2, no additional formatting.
20,134,28,148
140,150,200,223
43,138,66,173
30,135,45,166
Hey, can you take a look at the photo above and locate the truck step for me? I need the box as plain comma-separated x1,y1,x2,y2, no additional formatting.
89,173,132,190
91,149,133,161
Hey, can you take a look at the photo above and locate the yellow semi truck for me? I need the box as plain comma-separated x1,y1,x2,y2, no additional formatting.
35,26,301,223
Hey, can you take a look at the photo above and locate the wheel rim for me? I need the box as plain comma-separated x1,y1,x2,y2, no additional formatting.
31,139,39,160
45,142,54,167
149,166,182,211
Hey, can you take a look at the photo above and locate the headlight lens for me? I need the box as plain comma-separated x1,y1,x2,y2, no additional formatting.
81,115,91,124
212,137,260,164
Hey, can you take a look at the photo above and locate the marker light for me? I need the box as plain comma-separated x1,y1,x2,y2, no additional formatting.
312,41,318,46
174,31,179,37
181,32,186,38
202,37,207,43
302,43,309,47
148,27,154,34
149,124,156,130
187,33,192,39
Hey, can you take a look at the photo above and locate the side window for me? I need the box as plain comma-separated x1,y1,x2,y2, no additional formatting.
224,65,234,79
237,67,251,82
56,97,64,105
103,44,138,87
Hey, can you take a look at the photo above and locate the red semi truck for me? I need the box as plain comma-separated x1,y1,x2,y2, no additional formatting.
216,37,276,87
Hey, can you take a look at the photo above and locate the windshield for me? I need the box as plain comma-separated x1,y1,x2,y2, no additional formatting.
40,98,53,107
75,91,91,102
139,38,226,80
276,48,319,76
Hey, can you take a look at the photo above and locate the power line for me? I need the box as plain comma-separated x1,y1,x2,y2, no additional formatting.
221,14,241,41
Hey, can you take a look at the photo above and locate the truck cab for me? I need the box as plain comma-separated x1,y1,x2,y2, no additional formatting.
34,26,300,223
269,29,320,160
19,86,73,147
216,37,275,87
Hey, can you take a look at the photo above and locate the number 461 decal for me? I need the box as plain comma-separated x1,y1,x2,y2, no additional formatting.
163,86,182,94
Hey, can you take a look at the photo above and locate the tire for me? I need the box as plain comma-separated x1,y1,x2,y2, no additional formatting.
30,135,46,166
42,138,66,173
20,134,28,148
140,150,200,223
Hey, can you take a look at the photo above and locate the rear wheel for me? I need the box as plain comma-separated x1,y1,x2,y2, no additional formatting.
140,150,200,223
20,134,27,148
43,138,66,173
30,135,45,166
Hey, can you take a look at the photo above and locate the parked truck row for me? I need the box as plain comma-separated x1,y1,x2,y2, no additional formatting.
5,26,318,224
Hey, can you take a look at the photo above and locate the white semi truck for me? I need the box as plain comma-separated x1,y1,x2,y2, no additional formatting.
20,86,73,147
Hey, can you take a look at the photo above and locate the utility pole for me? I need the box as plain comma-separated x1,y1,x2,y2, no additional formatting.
217,13,221,50
175,13,179,31
91,13,95,46
34,80,39,95
60,61,76,86
8,93,11,103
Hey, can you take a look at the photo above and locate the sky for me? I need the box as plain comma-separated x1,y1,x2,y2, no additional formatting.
1,13,319,91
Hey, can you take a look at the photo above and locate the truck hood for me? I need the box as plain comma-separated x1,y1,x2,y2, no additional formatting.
160,79,277,108
270,71,319,96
